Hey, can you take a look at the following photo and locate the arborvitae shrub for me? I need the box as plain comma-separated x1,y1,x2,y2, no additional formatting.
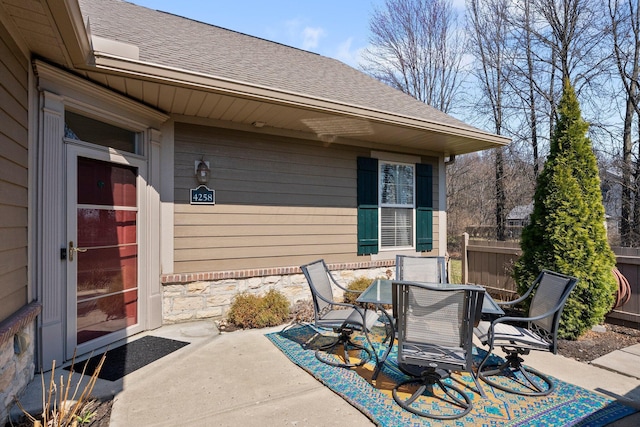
513,80,616,340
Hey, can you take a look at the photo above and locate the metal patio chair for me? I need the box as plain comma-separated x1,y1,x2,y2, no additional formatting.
392,281,486,419
396,255,448,283
393,255,449,326
474,270,578,396
300,259,378,368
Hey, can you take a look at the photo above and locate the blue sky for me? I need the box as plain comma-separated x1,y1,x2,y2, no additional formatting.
127,0,389,67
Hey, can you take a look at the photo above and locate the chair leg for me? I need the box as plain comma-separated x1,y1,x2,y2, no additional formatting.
470,371,487,399
478,351,555,396
314,329,374,368
392,369,473,420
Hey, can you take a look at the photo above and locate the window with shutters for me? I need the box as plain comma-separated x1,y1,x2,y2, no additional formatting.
357,156,432,255
379,162,414,248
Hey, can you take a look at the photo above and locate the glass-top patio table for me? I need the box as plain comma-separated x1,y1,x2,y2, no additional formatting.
356,279,505,379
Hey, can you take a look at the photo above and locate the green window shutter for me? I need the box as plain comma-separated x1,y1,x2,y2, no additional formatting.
416,163,433,252
357,157,378,255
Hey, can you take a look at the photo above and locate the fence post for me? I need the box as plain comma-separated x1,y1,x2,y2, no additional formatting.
461,232,469,284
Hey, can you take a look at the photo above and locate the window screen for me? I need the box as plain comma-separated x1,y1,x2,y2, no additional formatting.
380,162,414,248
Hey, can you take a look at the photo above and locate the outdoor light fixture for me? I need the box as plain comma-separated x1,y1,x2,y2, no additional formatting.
191,158,215,205
195,158,211,185
252,121,266,128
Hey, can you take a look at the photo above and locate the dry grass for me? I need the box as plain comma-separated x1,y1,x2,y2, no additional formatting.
449,259,462,283
11,351,106,427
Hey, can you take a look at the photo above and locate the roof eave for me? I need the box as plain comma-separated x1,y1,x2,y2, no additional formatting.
45,0,93,68
89,53,511,149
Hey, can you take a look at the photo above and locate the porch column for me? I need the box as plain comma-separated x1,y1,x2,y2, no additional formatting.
37,90,66,368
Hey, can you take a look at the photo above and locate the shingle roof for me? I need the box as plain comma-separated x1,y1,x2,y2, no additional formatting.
79,0,482,132
507,203,533,220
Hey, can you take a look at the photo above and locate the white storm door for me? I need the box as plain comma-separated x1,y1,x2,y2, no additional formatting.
66,145,147,358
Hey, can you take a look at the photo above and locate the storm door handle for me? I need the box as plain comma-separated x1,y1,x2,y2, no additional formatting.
68,241,88,262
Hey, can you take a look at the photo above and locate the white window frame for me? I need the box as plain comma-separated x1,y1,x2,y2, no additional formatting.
378,160,416,250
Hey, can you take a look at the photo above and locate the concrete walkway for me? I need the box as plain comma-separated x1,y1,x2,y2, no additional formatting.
11,321,640,426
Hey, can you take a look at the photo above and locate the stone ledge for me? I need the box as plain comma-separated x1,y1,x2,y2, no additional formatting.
161,260,396,285
0,302,41,346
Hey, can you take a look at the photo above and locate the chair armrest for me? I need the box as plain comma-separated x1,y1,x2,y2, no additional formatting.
326,273,363,294
496,298,523,307
497,272,545,307
496,288,535,307
485,305,564,331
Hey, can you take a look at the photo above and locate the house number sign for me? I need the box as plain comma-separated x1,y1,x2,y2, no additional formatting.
190,185,215,205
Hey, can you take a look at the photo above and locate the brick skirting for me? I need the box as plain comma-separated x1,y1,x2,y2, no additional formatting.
161,260,396,285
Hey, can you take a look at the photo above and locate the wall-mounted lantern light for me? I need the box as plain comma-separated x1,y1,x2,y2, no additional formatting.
195,158,211,185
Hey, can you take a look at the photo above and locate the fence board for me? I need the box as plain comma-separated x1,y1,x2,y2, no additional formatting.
463,234,640,324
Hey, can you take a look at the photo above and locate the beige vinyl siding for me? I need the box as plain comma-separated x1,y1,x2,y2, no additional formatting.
174,123,368,273
0,22,29,322
430,162,440,255
433,211,440,253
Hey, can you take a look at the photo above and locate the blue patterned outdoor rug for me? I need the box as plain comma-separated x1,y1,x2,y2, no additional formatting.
266,324,638,427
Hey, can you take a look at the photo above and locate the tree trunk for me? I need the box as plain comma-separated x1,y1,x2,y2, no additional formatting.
496,147,506,240
524,0,540,178
620,95,634,246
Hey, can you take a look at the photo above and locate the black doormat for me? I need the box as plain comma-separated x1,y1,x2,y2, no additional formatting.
65,336,189,381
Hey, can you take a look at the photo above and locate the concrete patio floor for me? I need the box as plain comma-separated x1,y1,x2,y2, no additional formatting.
11,321,640,426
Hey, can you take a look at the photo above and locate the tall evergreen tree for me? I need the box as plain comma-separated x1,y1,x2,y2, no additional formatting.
513,80,616,339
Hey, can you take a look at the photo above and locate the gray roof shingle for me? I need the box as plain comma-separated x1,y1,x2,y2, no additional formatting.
79,0,480,132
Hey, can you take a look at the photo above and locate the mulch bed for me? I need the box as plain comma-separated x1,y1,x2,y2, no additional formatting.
558,322,640,362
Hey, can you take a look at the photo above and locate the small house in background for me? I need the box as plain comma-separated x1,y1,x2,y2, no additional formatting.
0,0,509,419
507,203,534,228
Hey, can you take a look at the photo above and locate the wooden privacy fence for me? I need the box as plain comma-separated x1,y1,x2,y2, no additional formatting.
460,232,640,325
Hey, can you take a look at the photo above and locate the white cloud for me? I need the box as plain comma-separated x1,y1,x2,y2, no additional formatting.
335,37,365,67
302,26,326,50
284,18,303,40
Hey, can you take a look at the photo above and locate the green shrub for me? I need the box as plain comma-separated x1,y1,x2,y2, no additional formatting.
513,81,616,339
227,289,290,328
343,277,375,305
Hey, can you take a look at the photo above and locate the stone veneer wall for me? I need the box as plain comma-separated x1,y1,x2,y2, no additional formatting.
0,303,41,425
160,261,396,323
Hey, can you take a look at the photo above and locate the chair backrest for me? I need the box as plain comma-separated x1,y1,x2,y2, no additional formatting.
527,270,579,347
395,281,484,372
396,255,447,283
300,260,336,317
